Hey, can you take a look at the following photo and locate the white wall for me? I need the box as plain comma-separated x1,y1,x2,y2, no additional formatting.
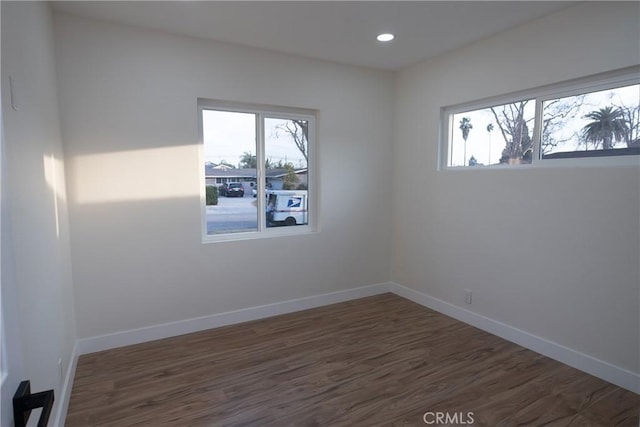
0,27,26,425
1,1,77,425
53,13,394,339
393,2,640,374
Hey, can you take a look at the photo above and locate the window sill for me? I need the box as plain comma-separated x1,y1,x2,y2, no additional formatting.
202,226,318,244
441,154,639,171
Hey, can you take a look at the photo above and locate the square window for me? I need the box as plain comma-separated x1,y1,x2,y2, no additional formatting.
199,100,316,241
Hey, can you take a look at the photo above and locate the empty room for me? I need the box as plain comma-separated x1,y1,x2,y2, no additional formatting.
1,1,639,426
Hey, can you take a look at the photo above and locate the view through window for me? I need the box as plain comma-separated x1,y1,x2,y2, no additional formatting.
203,110,258,235
542,84,639,159
201,102,314,239
443,69,639,167
450,99,535,166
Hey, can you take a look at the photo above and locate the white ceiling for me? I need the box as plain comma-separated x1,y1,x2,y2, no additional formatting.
51,1,574,71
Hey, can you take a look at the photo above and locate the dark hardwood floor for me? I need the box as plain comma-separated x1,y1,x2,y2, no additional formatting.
66,293,639,426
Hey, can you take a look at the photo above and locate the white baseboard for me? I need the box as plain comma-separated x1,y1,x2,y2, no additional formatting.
52,341,78,427
389,282,640,394
72,280,638,397
76,282,392,356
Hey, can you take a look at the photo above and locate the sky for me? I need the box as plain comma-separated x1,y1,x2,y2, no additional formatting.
202,110,307,169
449,84,639,167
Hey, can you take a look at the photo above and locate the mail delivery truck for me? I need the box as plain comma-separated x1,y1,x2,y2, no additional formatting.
266,190,308,226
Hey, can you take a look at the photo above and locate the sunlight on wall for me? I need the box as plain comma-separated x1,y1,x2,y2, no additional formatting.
43,153,63,237
71,145,200,204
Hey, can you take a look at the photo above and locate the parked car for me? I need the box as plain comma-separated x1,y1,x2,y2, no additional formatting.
226,182,245,197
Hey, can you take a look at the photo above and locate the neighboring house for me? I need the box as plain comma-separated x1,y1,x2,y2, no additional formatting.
204,164,307,191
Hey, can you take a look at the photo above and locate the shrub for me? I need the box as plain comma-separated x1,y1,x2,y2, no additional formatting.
206,185,218,205
283,164,299,189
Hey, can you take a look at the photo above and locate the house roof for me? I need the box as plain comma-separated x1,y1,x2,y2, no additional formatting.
204,165,307,179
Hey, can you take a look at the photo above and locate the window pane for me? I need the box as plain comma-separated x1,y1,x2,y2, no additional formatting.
203,110,257,234
450,100,535,167
264,117,309,228
542,84,640,159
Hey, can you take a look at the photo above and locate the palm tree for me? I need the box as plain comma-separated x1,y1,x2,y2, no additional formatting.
582,106,628,150
459,117,473,165
239,152,257,168
486,123,494,164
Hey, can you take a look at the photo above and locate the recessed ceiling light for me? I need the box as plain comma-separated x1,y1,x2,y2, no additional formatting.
377,33,394,42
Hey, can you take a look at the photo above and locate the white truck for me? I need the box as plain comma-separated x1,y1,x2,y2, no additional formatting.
266,190,308,226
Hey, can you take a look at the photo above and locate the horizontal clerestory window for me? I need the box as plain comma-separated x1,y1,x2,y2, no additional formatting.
441,67,639,169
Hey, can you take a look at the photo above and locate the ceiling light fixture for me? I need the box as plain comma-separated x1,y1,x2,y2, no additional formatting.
376,33,394,42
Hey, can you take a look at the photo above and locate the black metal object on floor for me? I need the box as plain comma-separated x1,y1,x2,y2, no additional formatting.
13,380,54,427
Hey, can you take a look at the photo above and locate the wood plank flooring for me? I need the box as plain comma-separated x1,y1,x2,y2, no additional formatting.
66,294,639,426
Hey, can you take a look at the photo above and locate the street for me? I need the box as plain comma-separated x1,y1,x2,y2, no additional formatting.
206,196,258,234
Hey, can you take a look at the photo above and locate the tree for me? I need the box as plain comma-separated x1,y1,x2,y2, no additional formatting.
616,102,640,147
269,159,286,169
486,123,494,164
282,163,299,190
275,120,309,163
265,158,275,169
239,152,257,169
490,101,533,164
582,106,628,150
459,117,473,166
541,95,585,155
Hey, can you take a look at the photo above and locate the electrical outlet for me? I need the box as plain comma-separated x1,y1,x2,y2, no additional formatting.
464,289,472,304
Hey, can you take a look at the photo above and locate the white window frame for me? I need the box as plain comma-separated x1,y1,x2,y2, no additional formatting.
440,66,640,170
198,99,318,243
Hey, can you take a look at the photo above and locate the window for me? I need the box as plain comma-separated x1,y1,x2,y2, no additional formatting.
449,99,536,167
541,84,639,159
441,67,640,168
199,100,316,241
